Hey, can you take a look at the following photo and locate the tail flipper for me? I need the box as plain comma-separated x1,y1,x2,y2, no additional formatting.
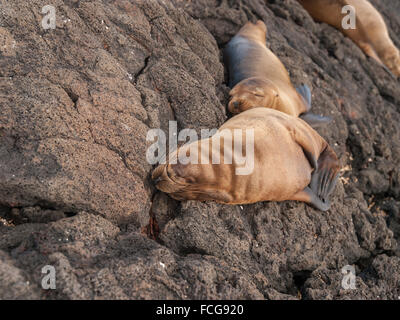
300,112,332,128
296,84,312,111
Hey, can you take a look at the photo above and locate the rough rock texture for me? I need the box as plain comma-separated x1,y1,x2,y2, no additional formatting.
0,0,399,299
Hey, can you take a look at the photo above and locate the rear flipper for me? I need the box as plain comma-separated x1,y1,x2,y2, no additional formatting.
300,112,332,128
291,145,340,211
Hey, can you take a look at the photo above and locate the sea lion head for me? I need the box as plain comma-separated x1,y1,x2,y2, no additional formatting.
152,162,194,200
228,77,280,114
239,20,267,43
152,146,201,200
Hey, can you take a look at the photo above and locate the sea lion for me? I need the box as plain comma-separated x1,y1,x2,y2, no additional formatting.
224,20,330,126
298,0,400,77
152,108,340,211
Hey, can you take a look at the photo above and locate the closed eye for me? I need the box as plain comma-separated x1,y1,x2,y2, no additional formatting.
253,93,264,97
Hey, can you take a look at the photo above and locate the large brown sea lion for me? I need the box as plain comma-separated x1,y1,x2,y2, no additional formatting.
152,108,340,211
224,20,331,126
298,0,400,77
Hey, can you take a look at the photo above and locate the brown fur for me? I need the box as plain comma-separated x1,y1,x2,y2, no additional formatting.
225,21,310,116
298,0,400,77
152,108,340,207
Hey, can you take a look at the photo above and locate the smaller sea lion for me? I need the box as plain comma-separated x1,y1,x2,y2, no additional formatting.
298,0,400,77
152,108,340,211
224,20,330,126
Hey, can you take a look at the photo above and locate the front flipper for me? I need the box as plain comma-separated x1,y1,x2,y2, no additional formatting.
296,83,312,111
290,125,321,171
309,145,340,210
291,144,339,211
291,187,331,211
300,113,332,128
297,84,332,127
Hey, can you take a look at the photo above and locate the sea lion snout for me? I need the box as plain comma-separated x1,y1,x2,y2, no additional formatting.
232,101,240,109
152,164,180,193
228,77,280,113
152,161,194,194
228,98,244,114
228,93,264,114
152,165,167,188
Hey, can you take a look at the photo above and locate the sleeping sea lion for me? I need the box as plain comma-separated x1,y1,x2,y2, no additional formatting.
152,108,340,211
298,0,400,77
224,20,331,126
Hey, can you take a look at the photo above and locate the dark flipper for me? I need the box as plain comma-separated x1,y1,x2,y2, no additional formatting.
302,148,318,172
308,145,340,211
300,186,331,211
300,112,332,128
297,84,332,127
296,83,312,111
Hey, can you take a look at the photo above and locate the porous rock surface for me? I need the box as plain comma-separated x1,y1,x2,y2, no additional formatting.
0,0,399,299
